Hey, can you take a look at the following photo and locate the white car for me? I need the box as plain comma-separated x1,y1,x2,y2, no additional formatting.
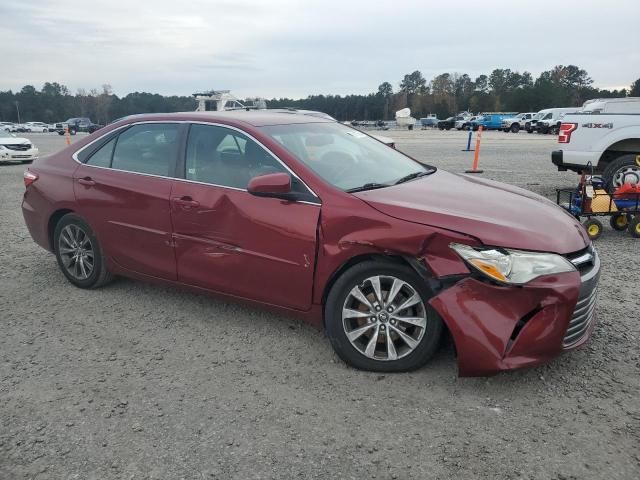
0,132,39,163
0,122,14,132
24,122,50,133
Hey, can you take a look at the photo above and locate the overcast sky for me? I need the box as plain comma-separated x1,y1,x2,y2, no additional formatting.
1,0,638,98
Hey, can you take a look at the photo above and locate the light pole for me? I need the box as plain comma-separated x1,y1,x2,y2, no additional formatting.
15,101,21,124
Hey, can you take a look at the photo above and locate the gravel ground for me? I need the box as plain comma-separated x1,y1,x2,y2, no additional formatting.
1,130,638,479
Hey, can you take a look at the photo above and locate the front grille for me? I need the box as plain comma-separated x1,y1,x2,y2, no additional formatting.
2,144,31,151
563,245,599,347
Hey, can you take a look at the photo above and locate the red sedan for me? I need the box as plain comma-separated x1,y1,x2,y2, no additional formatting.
21,111,599,376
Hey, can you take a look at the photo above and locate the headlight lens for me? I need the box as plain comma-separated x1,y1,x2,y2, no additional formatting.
450,243,576,284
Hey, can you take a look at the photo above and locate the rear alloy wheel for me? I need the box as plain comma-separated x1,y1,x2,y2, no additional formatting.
510,123,520,133
326,261,443,372
54,214,112,288
602,154,640,190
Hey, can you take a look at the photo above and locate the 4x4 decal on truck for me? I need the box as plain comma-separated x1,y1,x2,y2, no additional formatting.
581,122,613,129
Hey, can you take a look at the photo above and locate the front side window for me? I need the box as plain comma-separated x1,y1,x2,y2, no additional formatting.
260,122,435,191
111,124,180,176
185,124,286,189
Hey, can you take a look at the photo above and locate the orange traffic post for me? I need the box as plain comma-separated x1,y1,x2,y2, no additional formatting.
465,126,484,174
64,126,71,146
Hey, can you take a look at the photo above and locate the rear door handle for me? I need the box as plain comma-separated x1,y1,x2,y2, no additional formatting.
172,196,200,208
77,177,96,186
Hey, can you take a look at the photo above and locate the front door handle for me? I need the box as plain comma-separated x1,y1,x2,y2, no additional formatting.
77,177,96,186
172,196,200,208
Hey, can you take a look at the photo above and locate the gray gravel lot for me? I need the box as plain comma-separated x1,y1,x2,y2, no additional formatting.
1,130,639,479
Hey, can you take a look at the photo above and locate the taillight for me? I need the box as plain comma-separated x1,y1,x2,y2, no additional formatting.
24,170,38,188
558,123,577,143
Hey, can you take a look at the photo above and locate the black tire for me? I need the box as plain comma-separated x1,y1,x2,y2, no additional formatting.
582,218,603,240
325,260,443,372
54,213,113,289
628,216,640,238
438,127,444,131
57,131,64,136
527,128,533,134
510,123,520,133
601,154,640,191
610,213,629,231
503,128,510,133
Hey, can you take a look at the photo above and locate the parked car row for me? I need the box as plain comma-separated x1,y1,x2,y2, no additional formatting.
432,107,587,135
1,121,55,133
1,117,104,135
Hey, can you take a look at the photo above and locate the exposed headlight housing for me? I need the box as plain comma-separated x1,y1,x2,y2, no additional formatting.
450,243,576,284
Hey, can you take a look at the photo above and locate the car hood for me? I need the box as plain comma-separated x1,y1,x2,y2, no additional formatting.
354,170,589,254
0,136,30,145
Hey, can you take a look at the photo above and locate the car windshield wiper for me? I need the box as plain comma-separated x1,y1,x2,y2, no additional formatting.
345,183,390,193
393,169,435,185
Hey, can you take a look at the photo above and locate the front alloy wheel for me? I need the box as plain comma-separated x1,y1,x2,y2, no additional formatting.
342,275,427,361
326,261,443,372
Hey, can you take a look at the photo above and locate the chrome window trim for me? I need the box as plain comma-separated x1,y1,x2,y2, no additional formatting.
71,120,322,205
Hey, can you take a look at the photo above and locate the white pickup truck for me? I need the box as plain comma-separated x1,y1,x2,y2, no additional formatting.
551,97,640,189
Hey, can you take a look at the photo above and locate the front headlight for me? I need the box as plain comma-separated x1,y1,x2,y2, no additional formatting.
450,243,576,284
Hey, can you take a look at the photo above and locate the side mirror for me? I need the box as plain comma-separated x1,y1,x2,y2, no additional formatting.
247,172,294,200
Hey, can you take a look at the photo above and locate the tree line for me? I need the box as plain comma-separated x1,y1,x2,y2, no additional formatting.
1,67,639,124
270,66,639,121
0,83,197,125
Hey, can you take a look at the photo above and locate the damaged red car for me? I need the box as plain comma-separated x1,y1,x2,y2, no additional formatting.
22,111,599,376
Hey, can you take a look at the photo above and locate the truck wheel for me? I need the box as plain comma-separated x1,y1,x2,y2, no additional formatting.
527,128,533,134
629,216,640,238
57,131,64,136
510,124,520,133
582,218,603,240
602,154,640,190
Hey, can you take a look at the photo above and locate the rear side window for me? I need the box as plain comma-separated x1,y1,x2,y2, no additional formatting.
86,137,116,167
111,124,180,176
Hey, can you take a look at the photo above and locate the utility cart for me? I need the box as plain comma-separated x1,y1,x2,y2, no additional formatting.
557,179,640,240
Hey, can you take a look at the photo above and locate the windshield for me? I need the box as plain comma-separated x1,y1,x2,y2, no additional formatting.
533,112,546,120
260,122,435,191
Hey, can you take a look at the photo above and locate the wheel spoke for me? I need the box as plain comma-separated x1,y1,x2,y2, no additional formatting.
80,233,91,247
364,326,380,357
393,292,421,313
350,285,373,310
369,276,383,306
346,323,375,342
78,257,88,278
394,315,427,328
389,324,418,350
59,246,75,255
343,308,372,319
61,228,75,248
386,278,404,306
386,331,398,360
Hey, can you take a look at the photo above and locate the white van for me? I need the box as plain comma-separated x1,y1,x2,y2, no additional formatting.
529,107,582,134
581,97,640,114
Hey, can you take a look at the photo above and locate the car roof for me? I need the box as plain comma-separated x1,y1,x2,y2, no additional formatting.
117,110,334,127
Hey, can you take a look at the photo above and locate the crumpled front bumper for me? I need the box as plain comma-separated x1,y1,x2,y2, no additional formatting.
429,249,600,376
